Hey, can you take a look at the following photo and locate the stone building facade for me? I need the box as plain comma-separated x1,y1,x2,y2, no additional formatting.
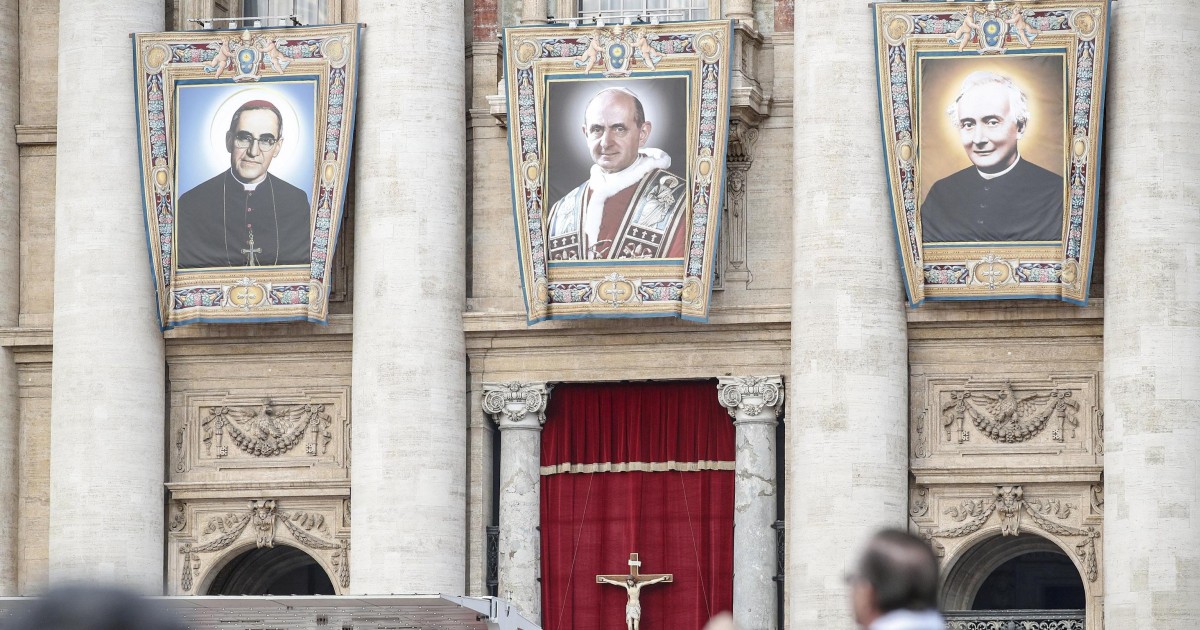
0,1,1196,629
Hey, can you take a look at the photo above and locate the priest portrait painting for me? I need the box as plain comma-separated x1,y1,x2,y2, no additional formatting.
918,56,1066,244
174,83,316,269
544,78,690,260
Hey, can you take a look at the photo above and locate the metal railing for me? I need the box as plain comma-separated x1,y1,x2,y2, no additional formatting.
486,525,500,597
944,610,1085,630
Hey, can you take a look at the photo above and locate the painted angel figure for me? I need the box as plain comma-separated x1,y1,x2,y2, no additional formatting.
205,39,234,78
634,32,661,70
948,11,980,51
260,37,292,74
1006,4,1040,48
575,35,605,74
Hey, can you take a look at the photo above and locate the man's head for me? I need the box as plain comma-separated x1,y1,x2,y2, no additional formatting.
946,71,1030,174
225,99,284,183
581,87,651,174
5,584,188,630
850,529,940,628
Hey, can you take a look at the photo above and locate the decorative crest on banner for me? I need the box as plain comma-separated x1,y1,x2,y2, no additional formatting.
503,21,734,323
133,24,360,328
873,2,1110,305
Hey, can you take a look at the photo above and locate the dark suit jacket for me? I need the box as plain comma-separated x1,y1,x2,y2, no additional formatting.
920,159,1063,242
176,170,311,268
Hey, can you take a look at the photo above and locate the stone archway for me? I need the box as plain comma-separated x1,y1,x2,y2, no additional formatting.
941,534,1086,628
206,545,336,596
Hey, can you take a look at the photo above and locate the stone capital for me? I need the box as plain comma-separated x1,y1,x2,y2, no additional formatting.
483,382,552,430
717,376,784,425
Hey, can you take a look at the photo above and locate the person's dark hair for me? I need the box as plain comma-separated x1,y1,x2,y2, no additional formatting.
857,529,941,613
2,585,187,630
227,99,284,137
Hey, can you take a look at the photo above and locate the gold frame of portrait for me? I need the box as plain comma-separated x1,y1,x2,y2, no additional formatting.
133,24,361,328
873,1,1110,305
503,21,734,324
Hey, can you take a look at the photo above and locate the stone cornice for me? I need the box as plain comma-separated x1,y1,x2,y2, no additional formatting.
15,124,56,146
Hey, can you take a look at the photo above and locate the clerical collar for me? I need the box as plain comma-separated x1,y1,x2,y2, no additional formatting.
229,170,263,191
977,155,1021,180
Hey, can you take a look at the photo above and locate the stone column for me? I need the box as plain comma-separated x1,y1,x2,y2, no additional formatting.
0,0,18,597
718,376,784,630
788,1,910,627
724,0,754,28
1104,1,1200,628
521,0,546,25
49,0,166,590
350,0,467,594
483,382,551,622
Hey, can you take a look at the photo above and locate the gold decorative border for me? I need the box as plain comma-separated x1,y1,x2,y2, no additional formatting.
873,2,1109,304
133,25,360,328
503,21,734,323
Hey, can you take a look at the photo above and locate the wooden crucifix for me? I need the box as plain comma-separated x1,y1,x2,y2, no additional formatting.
596,552,673,630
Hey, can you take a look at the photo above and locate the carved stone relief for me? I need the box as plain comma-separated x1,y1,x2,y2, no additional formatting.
202,404,333,459
168,498,349,595
911,484,1102,585
717,120,759,289
910,375,1101,467
171,387,350,478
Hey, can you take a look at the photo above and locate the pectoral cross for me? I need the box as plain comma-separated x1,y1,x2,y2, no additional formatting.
596,553,673,630
241,229,261,266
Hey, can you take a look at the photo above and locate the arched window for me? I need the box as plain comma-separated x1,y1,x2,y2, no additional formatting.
207,545,336,596
942,534,1086,629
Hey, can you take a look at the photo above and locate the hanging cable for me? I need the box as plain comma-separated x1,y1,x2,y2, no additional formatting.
678,470,712,619
555,471,596,630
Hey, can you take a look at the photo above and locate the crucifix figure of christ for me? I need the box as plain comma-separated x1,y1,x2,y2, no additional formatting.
596,552,673,630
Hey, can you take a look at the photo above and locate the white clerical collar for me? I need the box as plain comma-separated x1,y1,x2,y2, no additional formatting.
581,148,672,251
230,170,264,191
977,155,1020,180
588,148,671,191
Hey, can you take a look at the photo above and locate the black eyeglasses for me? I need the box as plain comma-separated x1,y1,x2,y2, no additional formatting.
232,132,279,149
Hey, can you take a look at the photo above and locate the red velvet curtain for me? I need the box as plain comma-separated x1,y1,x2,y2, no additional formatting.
540,381,734,630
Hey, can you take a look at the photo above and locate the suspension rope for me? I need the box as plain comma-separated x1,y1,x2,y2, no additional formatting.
555,471,596,630
678,470,712,618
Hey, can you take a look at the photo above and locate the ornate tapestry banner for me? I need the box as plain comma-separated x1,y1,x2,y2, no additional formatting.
873,2,1110,304
133,25,360,328
502,21,734,323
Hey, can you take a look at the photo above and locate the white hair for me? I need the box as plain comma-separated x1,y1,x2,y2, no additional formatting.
945,71,1030,130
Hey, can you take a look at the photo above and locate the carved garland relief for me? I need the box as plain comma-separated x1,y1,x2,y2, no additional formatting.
911,375,1101,461
911,484,1102,584
169,499,349,595
172,388,350,475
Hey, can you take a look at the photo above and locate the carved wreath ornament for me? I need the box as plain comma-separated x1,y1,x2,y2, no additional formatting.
202,404,333,458
178,500,348,592
941,383,1079,444
929,485,1099,582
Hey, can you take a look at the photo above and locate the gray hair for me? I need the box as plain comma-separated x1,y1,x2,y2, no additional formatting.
945,71,1030,130
583,87,646,127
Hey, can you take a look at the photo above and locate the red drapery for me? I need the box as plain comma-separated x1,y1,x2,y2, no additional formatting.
540,381,734,630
